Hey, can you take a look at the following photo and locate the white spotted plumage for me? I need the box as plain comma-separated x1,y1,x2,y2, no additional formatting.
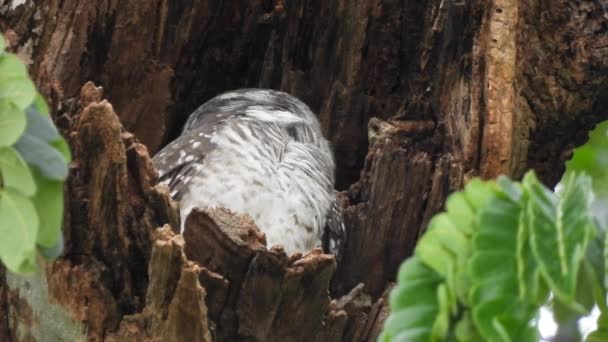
153,89,345,257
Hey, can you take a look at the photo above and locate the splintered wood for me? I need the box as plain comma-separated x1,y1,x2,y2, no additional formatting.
107,226,212,342
182,208,382,341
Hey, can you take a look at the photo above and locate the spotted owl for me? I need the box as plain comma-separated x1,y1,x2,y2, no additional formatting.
152,89,345,259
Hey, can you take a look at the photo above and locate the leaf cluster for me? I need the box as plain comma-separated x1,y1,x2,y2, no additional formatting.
0,36,70,273
380,119,608,341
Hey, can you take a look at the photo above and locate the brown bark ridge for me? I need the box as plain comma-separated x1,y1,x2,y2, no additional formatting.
1,0,608,341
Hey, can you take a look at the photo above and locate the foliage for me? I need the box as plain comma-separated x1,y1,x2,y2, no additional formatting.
0,35,70,273
380,119,608,341
565,121,608,197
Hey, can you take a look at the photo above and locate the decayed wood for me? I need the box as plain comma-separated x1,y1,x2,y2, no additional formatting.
107,225,212,342
0,269,6,338
333,0,608,298
0,83,386,341
334,118,462,297
182,208,385,341
1,0,608,341
514,0,608,184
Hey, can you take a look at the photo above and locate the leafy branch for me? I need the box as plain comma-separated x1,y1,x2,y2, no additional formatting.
380,119,608,341
0,35,70,273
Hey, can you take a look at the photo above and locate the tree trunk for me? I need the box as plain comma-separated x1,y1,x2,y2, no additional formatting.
1,0,607,341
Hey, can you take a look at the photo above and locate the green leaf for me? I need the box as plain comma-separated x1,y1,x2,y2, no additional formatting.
509,175,548,307
415,215,460,316
38,233,63,260
0,99,26,146
526,172,593,308
14,131,69,180
446,192,475,235
463,178,497,210
0,54,36,109
416,214,462,277
12,104,70,179
469,181,538,342
578,233,606,313
0,187,39,273
565,121,608,195
498,175,523,200
32,93,49,115
416,180,496,309
383,257,443,342
31,168,64,247
470,298,537,342
454,312,484,342
564,120,608,230
552,272,593,339
587,312,608,342
0,146,36,196
50,137,72,163
432,283,451,340
23,106,60,142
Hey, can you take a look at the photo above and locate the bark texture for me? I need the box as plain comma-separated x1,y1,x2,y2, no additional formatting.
1,0,607,341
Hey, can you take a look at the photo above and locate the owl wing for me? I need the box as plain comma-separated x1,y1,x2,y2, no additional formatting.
322,194,346,263
152,119,223,200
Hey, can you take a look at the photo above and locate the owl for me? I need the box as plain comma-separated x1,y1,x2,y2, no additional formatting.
152,89,345,259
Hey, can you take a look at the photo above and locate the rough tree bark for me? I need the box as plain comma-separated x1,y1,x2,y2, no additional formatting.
1,0,607,341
